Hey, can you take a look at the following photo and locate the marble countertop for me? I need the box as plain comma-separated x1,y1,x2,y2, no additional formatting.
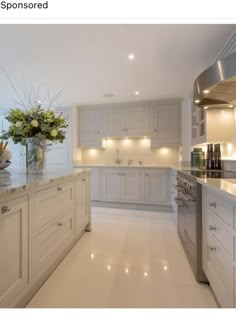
197,177,236,200
73,164,194,170
0,168,91,198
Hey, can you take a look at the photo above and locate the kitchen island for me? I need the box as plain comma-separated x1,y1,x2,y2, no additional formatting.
0,168,91,308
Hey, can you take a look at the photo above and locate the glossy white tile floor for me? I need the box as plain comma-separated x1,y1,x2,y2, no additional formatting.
27,207,218,308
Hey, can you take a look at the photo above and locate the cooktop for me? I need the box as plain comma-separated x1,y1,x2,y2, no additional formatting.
181,169,236,179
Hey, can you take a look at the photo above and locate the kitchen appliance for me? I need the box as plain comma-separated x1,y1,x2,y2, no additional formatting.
175,169,236,282
191,148,205,168
193,51,236,108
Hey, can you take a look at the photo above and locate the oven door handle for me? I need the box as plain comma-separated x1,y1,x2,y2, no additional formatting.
174,197,185,207
179,191,196,202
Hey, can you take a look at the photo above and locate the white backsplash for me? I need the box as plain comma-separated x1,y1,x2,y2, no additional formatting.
80,138,180,165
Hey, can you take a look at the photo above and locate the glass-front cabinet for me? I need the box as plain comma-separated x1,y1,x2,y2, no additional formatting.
191,102,206,145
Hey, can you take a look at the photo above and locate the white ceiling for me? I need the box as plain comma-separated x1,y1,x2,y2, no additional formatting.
0,24,236,108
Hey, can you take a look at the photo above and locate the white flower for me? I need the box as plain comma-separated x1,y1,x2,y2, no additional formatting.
15,121,22,128
31,120,39,127
50,129,58,137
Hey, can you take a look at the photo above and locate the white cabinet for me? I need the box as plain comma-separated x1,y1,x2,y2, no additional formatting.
103,105,150,137
170,169,177,221
202,186,236,307
144,169,170,205
79,109,103,148
150,103,181,148
91,168,100,200
100,167,170,205
121,169,142,202
0,195,29,307
101,168,122,201
75,175,90,234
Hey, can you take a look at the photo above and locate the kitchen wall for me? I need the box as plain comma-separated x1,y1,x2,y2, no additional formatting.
80,138,180,165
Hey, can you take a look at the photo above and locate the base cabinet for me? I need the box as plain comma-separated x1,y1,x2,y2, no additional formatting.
99,167,170,206
144,169,170,205
0,196,29,307
75,175,90,234
0,172,91,308
202,186,236,308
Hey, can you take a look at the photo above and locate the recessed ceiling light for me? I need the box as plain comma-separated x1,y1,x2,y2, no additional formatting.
135,91,140,95
128,53,135,60
194,99,200,104
203,90,210,94
229,105,234,108
204,106,208,109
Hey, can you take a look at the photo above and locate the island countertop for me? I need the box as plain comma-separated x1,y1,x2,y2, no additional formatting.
0,168,91,199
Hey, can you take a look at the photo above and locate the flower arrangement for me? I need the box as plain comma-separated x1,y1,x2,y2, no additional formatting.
6,103,68,145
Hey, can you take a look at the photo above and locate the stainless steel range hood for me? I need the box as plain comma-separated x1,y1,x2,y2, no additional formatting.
193,52,236,108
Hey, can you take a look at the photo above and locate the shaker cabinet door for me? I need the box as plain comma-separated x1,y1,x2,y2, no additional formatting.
0,196,29,307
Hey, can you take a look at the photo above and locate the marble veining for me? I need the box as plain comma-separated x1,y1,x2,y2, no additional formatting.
0,168,91,198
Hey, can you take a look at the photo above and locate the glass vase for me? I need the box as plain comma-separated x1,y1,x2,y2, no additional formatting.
26,138,47,174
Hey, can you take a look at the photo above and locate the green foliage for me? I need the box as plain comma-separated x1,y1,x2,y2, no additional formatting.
5,105,68,145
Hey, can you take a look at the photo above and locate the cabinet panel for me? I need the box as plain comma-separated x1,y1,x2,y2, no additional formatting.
91,168,100,200
79,110,103,148
101,168,121,201
103,108,124,136
31,210,74,282
75,175,90,234
151,104,180,147
32,181,74,233
0,196,29,307
144,169,170,205
125,106,149,136
121,169,142,202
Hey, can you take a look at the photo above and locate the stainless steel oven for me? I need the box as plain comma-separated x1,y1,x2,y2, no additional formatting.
176,171,207,282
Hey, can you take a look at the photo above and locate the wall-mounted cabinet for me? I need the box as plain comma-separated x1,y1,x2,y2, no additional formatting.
191,105,234,145
78,100,181,148
103,105,150,137
78,109,103,148
150,103,181,148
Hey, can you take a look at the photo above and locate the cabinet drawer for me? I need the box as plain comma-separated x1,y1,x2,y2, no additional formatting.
32,181,74,233
31,209,74,282
207,210,233,258
205,191,234,228
204,233,233,307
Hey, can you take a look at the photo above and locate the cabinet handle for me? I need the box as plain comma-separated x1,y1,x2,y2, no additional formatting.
57,222,63,226
208,201,216,208
145,174,149,176
118,173,120,175
208,225,216,231
82,178,86,182
153,129,157,132
209,245,216,252
57,187,63,192
1,206,11,214
126,128,128,132
97,131,100,134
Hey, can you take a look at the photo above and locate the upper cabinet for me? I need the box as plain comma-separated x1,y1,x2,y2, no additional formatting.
191,104,234,145
150,103,181,148
78,109,103,148
78,100,181,148
103,105,150,137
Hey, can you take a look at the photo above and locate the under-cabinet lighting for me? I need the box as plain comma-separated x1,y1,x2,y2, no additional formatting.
204,106,208,109
163,266,168,271
135,91,140,95
144,272,148,277
229,105,234,108
194,99,200,104
91,253,95,259
107,265,111,271
125,268,129,273
203,90,210,94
